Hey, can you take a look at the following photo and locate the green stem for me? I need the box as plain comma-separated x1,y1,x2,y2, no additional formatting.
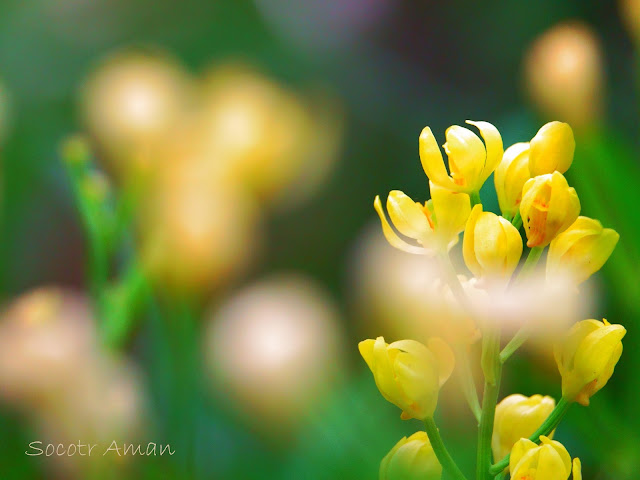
511,211,522,230
437,253,472,313
476,330,502,480
489,397,572,475
456,346,482,423
515,246,544,282
62,150,110,311
437,254,481,421
499,328,530,364
101,262,149,349
424,417,468,480
499,246,545,361
470,191,482,208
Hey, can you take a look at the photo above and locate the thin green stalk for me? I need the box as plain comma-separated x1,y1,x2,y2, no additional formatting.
499,327,529,364
456,346,481,423
437,253,481,420
101,262,149,349
494,472,507,480
470,191,482,208
489,397,572,475
511,211,522,230
476,329,502,480
500,246,545,361
62,152,110,310
424,417,468,480
515,246,544,282
437,253,472,313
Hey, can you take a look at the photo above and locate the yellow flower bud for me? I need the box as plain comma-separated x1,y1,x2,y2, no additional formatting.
379,432,442,480
374,182,470,255
529,121,575,176
419,121,503,194
554,319,626,406
509,436,572,480
463,205,523,279
492,394,556,463
547,216,619,284
520,171,580,247
358,336,454,420
494,142,531,219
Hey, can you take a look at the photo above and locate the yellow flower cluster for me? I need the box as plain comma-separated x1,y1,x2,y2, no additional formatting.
361,120,624,479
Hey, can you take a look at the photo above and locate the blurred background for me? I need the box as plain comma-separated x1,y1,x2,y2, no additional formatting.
0,0,638,479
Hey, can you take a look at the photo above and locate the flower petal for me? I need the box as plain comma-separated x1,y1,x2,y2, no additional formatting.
387,190,432,240
374,195,429,255
420,127,458,190
444,125,485,189
467,120,504,184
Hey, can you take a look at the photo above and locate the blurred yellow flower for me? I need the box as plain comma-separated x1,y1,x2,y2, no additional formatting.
359,336,454,420
380,432,442,480
524,22,604,129
520,171,580,247
621,0,640,44
528,121,575,176
81,50,193,178
196,64,343,205
374,182,470,255
138,148,261,294
419,121,503,194
494,142,531,219
509,436,572,480
492,394,556,463
547,216,619,284
463,205,522,280
554,319,625,406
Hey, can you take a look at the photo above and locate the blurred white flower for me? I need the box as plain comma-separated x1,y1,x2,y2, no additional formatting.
205,274,344,433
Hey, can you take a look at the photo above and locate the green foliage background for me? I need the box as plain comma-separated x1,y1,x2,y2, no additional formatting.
0,1,638,479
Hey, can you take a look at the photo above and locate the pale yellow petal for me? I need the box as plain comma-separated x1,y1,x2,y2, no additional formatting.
574,324,626,385
387,190,432,240
358,338,376,371
372,336,405,408
548,216,604,262
443,125,485,190
463,204,483,277
374,195,429,255
535,443,571,479
467,120,504,184
573,458,582,480
495,142,530,217
540,436,572,475
547,172,581,239
420,127,458,190
509,438,538,474
473,212,505,274
430,181,471,246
